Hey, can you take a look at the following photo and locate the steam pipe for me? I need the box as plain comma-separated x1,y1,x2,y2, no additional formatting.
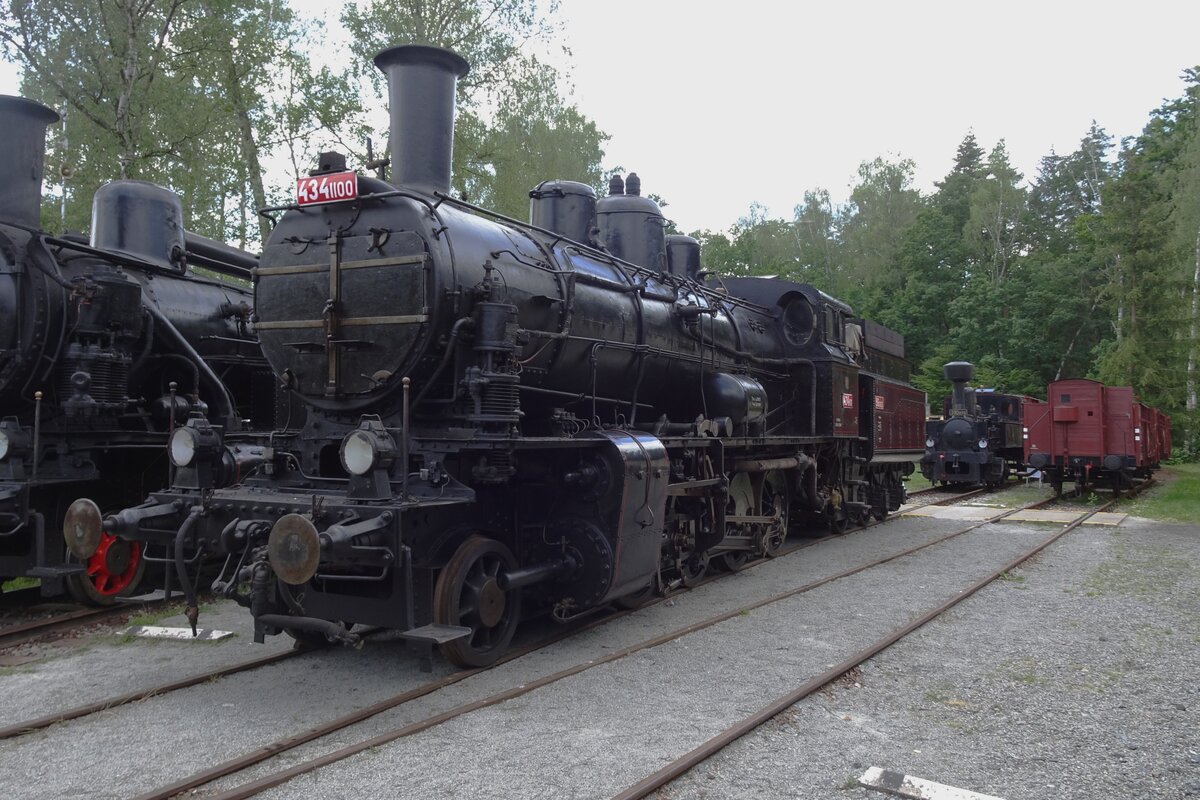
175,507,202,635
143,301,240,428
184,231,256,278
497,554,576,591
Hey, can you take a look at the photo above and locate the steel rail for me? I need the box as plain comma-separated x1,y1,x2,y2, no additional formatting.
608,480,1154,800
163,494,1059,800
0,479,1015,743
0,603,151,650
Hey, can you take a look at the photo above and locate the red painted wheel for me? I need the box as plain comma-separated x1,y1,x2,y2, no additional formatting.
67,532,146,605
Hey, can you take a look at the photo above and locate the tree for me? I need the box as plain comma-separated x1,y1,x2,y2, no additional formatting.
838,156,923,313
2,0,361,245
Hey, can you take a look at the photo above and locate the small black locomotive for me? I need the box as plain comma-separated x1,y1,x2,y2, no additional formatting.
920,362,1024,488
0,96,279,601
78,45,925,667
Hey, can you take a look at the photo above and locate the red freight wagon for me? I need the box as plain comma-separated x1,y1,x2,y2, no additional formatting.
1138,401,1157,467
1023,397,1051,466
1027,379,1108,492
1027,378,1165,493
1156,409,1173,463
1105,387,1155,474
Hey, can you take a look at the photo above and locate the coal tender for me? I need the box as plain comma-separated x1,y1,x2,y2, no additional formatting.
82,45,924,668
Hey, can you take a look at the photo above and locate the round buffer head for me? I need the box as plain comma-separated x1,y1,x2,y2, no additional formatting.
63,498,103,559
268,513,321,585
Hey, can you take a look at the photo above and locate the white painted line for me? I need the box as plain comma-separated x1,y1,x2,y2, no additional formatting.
119,625,234,642
858,766,1005,800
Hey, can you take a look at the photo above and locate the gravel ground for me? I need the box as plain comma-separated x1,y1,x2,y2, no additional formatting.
0,512,1007,799
237,521,1058,799
7,499,1190,800
660,516,1200,800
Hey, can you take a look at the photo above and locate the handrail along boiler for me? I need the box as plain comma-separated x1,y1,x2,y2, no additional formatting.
80,45,925,667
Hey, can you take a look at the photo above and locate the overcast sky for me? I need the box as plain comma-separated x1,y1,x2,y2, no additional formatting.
3,0,1198,233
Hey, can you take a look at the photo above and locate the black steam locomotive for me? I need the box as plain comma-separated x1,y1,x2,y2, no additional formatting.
919,362,1025,488
79,45,925,667
0,96,279,602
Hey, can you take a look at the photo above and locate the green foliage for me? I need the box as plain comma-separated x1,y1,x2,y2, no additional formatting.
695,69,1200,459
3,0,362,246
341,0,604,215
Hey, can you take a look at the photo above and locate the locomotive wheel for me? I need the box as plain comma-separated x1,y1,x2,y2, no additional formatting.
759,471,790,555
827,510,849,535
714,551,750,572
434,535,522,668
66,532,146,606
680,550,710,586
613,581,655,610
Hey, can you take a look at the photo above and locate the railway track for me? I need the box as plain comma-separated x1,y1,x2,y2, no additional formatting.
0,480,1015,742
121,485,1062,800
0,508,862,741
609,479,1155,799
0,602,151,650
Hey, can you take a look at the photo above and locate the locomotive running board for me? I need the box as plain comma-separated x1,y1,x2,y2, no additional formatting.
398,623,473,673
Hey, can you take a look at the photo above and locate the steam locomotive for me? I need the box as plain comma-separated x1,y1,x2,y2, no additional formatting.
76,45,925,668
0,95,280,602
919,362,1026,488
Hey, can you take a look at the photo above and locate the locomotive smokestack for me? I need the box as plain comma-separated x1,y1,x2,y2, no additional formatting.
943,361,975,417
0,96,60,228
373,44,469,195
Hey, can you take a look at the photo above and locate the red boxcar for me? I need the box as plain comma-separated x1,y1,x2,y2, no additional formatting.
1027,378,1166,492
1023,397,1050,467
1156,409,1173,463
1137,401,1157,466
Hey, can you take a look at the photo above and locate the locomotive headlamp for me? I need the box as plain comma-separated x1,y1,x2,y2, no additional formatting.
341,431,378,476
168,417,224,469
0,421,31,463
925,437,935,449
169,427,200,467
339,418,397,477
977,438,989,450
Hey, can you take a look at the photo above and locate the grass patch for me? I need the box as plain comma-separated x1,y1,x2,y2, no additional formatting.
1002,656,1051,686
1081,533,1192,600
1123,463,1200,523
126,601,188,628
1,577,39,592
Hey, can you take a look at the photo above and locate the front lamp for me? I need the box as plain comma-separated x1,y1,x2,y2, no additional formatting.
340,431,379,476
977,438,989,450
339,418,398,477
925,437,936,449
169,427,200,467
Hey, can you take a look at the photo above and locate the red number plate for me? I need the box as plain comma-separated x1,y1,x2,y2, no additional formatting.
842,393,855,409
296,171,358,206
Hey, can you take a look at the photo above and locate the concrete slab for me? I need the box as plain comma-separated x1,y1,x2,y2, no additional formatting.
1006,509,1086,524
902,506,997,520
859,766,1006,800
118,625,235,641
1082,512,1128,526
